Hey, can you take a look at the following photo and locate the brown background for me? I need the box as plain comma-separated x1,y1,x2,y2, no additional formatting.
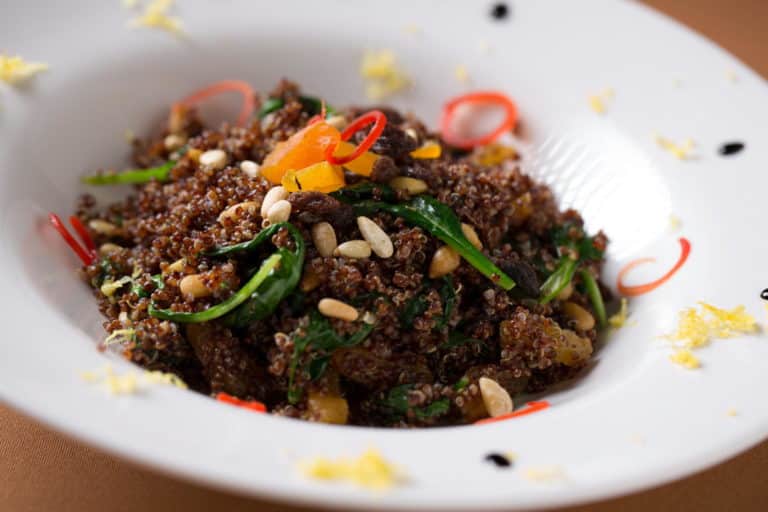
2,1,767,511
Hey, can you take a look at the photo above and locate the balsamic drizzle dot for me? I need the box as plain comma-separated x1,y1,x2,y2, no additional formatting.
484,453,512,468
490,3,509,21
719,141,745,156
760,288,768,301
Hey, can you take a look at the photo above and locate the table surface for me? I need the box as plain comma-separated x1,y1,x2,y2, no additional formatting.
2,1,768,511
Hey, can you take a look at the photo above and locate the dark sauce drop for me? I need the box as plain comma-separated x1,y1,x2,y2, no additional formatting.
719,141,745,156
484,453,512,468
761,288,768,301
490,3,509,21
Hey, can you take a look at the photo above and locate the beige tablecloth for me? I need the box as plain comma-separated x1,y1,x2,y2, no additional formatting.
3,1,768,510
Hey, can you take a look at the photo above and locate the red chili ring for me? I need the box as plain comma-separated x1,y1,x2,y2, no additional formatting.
49,213,96,266
175,80,256,128
617,237,691,297
439,91,518,149
325,110,387,165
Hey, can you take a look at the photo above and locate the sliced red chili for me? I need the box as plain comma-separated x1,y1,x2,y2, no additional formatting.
474,400,550,425
49,213,96,266
175,80,256,128
617,238,691,297
68,215,96,254
440,91,518,149
216,392,267,413
325,110,387,165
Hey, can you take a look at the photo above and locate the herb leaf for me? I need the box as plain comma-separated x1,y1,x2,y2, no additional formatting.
83,161,175,185
352,196,516,290
288,313,374,403
539,257,577,305
436,276,456,330
149,222,304,324
539,223,604,304
149,253,282,323
580,269,607,327
380,384,451,420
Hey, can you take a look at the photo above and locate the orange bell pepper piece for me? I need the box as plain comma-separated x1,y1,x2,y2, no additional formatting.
282,161,346,193
261,122,341,184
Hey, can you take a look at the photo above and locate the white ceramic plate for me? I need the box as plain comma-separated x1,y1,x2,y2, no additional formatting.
1,1,767,509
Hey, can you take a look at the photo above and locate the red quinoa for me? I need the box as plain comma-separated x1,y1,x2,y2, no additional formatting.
75,80,608,427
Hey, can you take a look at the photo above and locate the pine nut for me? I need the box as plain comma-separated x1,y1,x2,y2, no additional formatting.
165,258,186,274
563,302,595,331
88,219,118,236
362,311,377,325
404,128,418,140
300,268,321,292
333,240,371,259
318,298,359,322
218,201,259,224
312,222,337,257
428,245,460,278
461,223,483,250
556,282,573,301
179,274,211,299
168,105,186,134
199,149,228,171
478,377,514,417
267,199,292,223
98,243,122,256
239,160,260,178
261,186,288,217
389,176,428,194
186,148,202,163
164,134,186,151
357,216,393,258
325,115,348,130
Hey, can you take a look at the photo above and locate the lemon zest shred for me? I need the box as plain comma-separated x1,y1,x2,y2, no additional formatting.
664,302,757,370
588,95,606,114
360,50,410,100
669,214,682,231
608,298,629,329
454,65,469,83
654,133,696,160
100,276,132,297
669,348,700,369
0,55,48,85
102,328,136,347
128,0,184,36
300,448,403,491
523,466,566,482
588,88,614,114
80,365,187,394
143,370,188,389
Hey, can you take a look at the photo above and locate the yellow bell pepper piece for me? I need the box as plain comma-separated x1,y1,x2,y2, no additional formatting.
333,141,379,177
409,141,442,159
282,161,346,194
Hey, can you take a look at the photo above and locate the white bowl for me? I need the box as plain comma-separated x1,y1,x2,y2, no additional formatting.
1,1,767,509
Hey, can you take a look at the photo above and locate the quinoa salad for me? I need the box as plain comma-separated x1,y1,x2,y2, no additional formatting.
51,80,609,427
